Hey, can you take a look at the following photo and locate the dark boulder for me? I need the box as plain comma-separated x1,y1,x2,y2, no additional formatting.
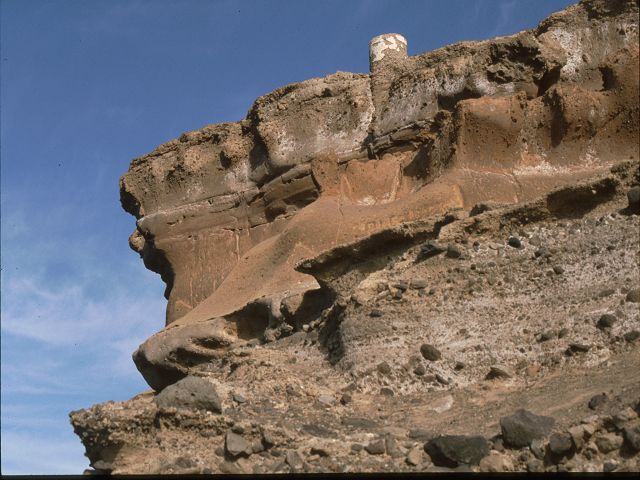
420,344,442,361
548,432,574,457
445,244,463,259
500,409,555,448
588,393,607,410
627,186,640,211
597,314,617,330
417,241,446,261
365,439,386,455
155,375,222,413
424,435,490,467
624,330,640,342
565,343,591,356
626,289,640,303
508,236,522,249
623,425,640,451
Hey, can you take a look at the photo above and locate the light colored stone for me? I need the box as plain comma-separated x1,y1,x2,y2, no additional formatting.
317,395,336,406
568,425,585,450
428,395,454,414
225,431,251,457
479,451,513,472
595,433,623,453
406,447,423,466
583,423,596,438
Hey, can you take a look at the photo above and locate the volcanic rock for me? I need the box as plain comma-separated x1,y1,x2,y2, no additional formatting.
589,393,608,410
420,344,442,361
424,435,490,467
624,330,640,342
486,365,513,379
508,237,522,249
622,424,640,451
225,431,251,458
626,289,640,303
417,241,446,261
154,376,222,413
285,450,304,471
565,343,591,356
500,409,555,448
445,244,463,259
597,313,617,330
548,432,574,457
628,186,640,211
365,439,386,455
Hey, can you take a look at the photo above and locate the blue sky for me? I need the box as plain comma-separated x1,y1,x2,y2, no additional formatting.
1,0,575,474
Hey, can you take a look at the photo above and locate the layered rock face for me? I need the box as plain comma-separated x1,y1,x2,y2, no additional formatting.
120,0,639,391
72,0,640,474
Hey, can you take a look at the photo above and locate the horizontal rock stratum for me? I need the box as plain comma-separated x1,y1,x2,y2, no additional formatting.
72,0,640,474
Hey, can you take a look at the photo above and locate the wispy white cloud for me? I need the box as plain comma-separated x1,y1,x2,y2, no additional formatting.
1,273,161,347
1,431,88,475
1,201,166,473
1,358,86,396
490,0,518,37
0,405,65,430
350,0,387,21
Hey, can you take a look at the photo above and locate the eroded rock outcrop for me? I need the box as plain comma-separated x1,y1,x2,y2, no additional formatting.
120,0,639,391
72,0,640,474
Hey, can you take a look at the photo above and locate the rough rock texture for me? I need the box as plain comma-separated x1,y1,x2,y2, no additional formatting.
71,0,639,474
154,375,222,413
500,409,556,448
424,435,490,467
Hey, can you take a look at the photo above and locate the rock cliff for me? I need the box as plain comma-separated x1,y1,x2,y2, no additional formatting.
72,0,640,474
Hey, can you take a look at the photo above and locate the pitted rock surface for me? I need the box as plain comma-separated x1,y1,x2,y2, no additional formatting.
71,0,640,474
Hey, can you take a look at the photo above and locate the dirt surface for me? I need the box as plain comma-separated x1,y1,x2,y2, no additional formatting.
71,0,640,474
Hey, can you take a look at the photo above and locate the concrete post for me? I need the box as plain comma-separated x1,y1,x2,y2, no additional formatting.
369,33,408,71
